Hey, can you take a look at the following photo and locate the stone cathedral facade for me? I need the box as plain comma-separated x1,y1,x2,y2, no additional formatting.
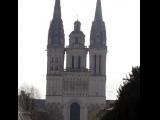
46,0,107,120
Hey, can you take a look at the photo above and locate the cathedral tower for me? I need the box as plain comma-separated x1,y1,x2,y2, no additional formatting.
47,0,65,75
46,0,64,96
89,0,107,76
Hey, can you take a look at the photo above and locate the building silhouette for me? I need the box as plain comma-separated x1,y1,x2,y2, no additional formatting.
46,0,107,120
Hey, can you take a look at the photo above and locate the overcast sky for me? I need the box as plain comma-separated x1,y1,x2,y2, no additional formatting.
18,0,140,100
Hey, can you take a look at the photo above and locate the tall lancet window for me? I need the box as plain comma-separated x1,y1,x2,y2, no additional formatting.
55,57,58,63
55,66,58,71
53,31,58,44
99,55,101,74
50,66,53,71
72,56,74,69
94,55,96,73
78,56,81,69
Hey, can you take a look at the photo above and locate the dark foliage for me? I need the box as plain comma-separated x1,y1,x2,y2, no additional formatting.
101,66,140,120
32,111,48,120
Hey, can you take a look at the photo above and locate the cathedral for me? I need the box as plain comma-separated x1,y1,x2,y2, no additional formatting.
46,0,107,120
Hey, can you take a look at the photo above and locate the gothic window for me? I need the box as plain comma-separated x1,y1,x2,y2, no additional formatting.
75,37,78,44
55,66,58,71
70,103,80,120
53,31,60,44
94,55,96,73
54,31,58,37
97,35,99,41
99,55,101,74
51,57,54,63
96,34,101,43
93,38,96,45
50,66,53,71
72,56,74,69
78,56,81,69
55,57,58,63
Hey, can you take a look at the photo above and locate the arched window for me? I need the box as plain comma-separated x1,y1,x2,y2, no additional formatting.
55,57,58,63
75,37,78,44
53,31,59,44
99,55,101,74
51,57,54,63
78,56,81,69
70,103,80,120
55,66,58,71
94,55,96,73
50,66,53,71
72,56,74,69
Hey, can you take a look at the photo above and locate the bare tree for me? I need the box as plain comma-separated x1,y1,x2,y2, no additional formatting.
18,84,41,99
18,85,41,120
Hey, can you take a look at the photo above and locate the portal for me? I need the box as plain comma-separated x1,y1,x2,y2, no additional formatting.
70,103,80,120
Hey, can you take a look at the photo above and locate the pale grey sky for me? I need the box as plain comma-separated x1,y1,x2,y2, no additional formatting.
18,0,140,100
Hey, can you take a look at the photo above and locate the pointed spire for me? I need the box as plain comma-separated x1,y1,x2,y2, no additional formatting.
48,0,64,48
90,0,106,48
53,0,61,20
94,0,103,21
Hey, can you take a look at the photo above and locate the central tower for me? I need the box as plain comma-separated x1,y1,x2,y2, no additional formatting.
46,0,107,120
66,20,87,72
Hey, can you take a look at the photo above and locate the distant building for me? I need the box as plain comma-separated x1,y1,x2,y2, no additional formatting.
33,99,46,112
46,0,108,120
31,99,47,120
